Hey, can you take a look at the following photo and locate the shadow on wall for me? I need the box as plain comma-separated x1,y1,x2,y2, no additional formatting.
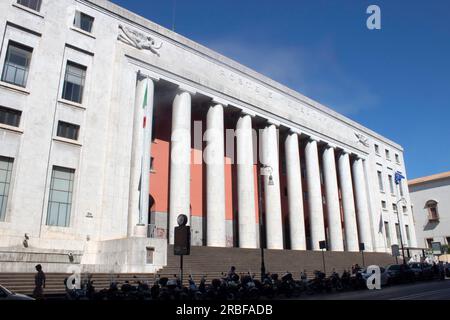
423,221,439,231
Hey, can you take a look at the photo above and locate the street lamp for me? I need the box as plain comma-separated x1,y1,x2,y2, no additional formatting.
257,164,274,281
396,197,407,265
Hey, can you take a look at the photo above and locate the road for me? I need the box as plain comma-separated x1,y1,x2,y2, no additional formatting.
297,279,450,300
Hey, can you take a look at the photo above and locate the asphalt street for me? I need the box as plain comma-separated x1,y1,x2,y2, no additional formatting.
297,279,450,300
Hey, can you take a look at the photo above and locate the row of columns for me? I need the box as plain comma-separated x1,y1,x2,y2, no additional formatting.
131,76,375,252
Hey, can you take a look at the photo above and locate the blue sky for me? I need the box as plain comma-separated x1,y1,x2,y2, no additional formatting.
111,0,450,179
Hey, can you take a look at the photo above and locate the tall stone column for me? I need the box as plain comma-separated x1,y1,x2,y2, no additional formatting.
338,151,359,252
352,158,374,252
169,91,191,244
323,145,344,251
205,104,226,247
305,138,326,250
236,114,257,248
284,132,306,250
128,73,155,237
261,124,283,249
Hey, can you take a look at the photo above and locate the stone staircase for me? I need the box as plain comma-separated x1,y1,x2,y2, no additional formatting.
0,245,397,296
0,272,157,296
156,245,397,284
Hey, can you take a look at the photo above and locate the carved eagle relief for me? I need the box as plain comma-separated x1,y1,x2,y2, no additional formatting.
355,132,370,147
117,24,163,56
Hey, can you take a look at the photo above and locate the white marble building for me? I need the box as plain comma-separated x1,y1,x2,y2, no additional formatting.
409,172,450,249
0,0,416,273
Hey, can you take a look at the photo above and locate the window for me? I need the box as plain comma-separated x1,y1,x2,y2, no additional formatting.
0,106,21,127
57,121,79,140
17,0,42,12
395,154,400,163
46,166,75,227
150,157,155,172
426,238,433,249
62,61,86,103
393,204,398,213
395,223,401,245
399,180,404,197
385,149,390,160
402,206,407,213
73,11,94,33
405,225,411,247
377,171,384,192
425,200,439,221
381,200,387,210
384,221,390,247
388,174,394,194
1,41,33,87
0,157,14,221
446,237,450,245
374,144,380,154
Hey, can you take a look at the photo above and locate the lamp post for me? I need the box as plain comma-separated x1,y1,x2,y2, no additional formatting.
396,198,407,265
257,164,274,281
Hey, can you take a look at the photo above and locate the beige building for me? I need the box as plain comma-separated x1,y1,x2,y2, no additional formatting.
409,171,450,250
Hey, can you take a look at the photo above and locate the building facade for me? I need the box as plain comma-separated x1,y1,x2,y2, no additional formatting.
409,172,450,249
0,0,416,273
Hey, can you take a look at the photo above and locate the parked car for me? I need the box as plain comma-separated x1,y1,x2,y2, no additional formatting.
385,264,415,284
359,267,390,286
408,262,434,280
0,285,35,301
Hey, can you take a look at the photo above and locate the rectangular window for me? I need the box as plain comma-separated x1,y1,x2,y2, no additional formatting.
73,11,94,33
393,204,398,213
374,144,380,154
384,221,390,247
46,166,75,227
62,61,86,104
446,237,450,245
57,121,79,140
388,174,394,194
385,149,390,160
395,154,400,163
1,41,33,87
0,157,14,221
377,171,384,192
17,0,42,11
426,238,433,249
402,206,407,213
381,200,387,210
399,180,404,197
405,225,411,247
150,157,155,172
395,223,401,245
0,106,21,127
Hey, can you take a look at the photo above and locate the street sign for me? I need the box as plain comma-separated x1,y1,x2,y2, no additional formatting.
174,225,191,256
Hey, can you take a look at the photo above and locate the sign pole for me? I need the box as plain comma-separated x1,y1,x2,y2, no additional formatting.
180,254,184,286
322,249,326,275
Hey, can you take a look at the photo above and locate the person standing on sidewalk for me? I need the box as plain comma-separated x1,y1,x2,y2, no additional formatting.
33,264,46,299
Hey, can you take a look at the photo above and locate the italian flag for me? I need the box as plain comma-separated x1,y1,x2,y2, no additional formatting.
142,79,148,129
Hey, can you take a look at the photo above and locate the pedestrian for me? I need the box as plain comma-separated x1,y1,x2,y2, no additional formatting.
33,264,46,300
438,261,445,280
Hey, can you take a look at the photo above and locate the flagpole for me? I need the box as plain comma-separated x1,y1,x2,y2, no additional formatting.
138,74,154,230
395,171,407,265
